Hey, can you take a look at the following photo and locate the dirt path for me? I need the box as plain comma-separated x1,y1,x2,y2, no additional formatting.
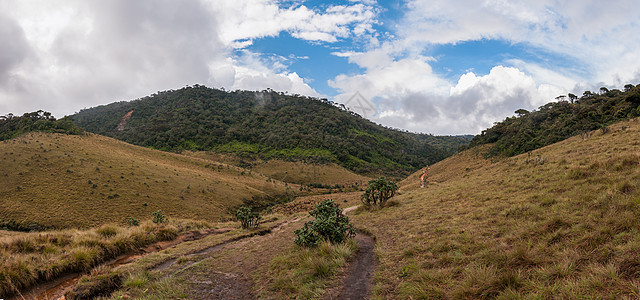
326,233,377,300
175,217,306,299
13,228,233,300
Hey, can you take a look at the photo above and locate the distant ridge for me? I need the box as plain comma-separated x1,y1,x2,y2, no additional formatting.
468,84,640,156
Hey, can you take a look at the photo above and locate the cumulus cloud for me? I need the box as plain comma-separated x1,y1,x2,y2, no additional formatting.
0,0,375,117
332,54,567,134
331,0,640,134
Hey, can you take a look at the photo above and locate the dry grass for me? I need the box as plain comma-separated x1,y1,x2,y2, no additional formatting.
272,191,362,215
250,160,370,186
0,218,211,297
263,239,358,299
0,132,292,228
184,151,371,186
352,118,640,298
84,213,304,299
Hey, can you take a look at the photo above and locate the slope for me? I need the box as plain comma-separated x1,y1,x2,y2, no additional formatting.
352,118,640,298
71,85,470,176
0,132,291,229
183,151,370,187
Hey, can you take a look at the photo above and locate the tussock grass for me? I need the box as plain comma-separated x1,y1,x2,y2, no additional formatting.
265,239,357,299
353,119,640,298
0,219,210,297
0,132,292,228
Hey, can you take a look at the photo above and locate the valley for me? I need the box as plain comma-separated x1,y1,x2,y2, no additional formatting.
3,86,640,299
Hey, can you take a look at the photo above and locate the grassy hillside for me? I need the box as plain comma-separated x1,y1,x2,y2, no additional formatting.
184,151,370,186
71,85,469,176
352,118,640,298
0,132,291,229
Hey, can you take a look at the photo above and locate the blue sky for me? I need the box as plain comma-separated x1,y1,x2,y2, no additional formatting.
2,0,640,134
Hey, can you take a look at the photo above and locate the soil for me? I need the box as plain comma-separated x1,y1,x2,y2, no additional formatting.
325,233,377,300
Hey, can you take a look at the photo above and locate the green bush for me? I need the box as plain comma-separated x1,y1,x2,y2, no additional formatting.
151,210,167,224
126,217,140,226
294,200,355,247
361,176,398,207
235,206,261,229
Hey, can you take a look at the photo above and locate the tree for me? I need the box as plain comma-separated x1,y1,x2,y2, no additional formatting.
555,95,567,102
361,177,399,207
235,206,261,229
600,87,609,95
515,109,529,117
294,200,355,247
568,93,578,103
625,84,635,92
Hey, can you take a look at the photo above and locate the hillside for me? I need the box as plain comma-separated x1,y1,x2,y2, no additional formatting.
350,117,640,298
0,110,83,141
0,132,292,229
71,85,470,176
185,151,370,188
468,84,640,156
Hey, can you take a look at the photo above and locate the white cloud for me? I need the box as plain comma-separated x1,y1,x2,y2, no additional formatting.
0,0,376,117
331,53,568,134
329,0,640,134
204,0,377,44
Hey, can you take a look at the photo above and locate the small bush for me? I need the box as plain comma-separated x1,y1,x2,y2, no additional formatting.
235,206,261,229
152,210,167,224
294,200,355,247
361,177,398,207
126,217,140,226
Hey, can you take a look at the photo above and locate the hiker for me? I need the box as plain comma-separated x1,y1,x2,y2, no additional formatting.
420,165,430,188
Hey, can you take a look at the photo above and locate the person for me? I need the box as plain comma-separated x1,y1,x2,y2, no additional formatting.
420,165,430,188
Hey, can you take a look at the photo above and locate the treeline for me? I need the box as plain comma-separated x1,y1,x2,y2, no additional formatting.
72,85,469,176
0,110,83,141
468,84,640,156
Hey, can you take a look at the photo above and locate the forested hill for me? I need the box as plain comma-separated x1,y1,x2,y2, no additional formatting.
468,84,640,156
72,85,469,176
0,110,83,141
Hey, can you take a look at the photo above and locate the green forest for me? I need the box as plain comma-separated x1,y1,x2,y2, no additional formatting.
468,84,640,156
72,85,469,176
0,110,83,141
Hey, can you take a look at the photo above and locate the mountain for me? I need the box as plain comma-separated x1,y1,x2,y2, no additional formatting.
468,84,640,156
71,85,470,177
0,132,292,229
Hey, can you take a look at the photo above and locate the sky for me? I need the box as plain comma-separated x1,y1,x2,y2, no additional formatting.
1,0,640,135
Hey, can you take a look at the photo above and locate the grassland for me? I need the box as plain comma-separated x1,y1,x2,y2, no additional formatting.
351,118,640,298
183,151,371,186
0,218,211,297
0,132,292,229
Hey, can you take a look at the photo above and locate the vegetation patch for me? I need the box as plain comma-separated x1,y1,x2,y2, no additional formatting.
266,239,357,298
294,200,356,247
0,219,209,297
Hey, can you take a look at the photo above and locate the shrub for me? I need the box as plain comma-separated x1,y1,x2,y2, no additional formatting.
126,217,140,226
361,177,398,207
294,200,355,247
152,210,167,224
235,206,261,229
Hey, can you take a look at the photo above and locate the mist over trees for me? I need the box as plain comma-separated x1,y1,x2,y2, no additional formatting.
72,85,469,176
